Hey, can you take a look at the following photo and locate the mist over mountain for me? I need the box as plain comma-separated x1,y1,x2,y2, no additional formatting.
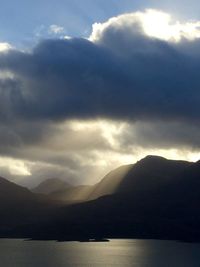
46,165,133,202
45,156,191,203
32,178,71,195
49,156,200,241
49,185,93,203
1,155,200,242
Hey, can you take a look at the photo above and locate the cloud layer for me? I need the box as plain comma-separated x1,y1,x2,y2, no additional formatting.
1,10,200,185
1,10,200,124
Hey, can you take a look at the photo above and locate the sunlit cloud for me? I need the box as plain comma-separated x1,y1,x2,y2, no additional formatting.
141,9,200,41
63,35,72,40
0,157,31,176
0,118,200,186
90,9,200,42
69,120,127,149
0,43,12,53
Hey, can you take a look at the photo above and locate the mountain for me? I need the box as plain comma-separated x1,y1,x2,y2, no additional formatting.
88,164,134,200
88,155,191,199
0,176,63,237
0,176,37,228
116,155,192,194
2,155,200,242
48,166,132,202
50,155,190,203
47,165,134,202
32,178,71,194
0,176,38,206
30,156,200,241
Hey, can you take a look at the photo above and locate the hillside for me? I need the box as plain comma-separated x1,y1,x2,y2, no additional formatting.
32,178,71,194
2,155,200,242
28,156,200,241
0,176,62,236
47,156,191,203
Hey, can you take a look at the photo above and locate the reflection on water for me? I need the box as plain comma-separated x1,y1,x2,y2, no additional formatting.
0,239,200,267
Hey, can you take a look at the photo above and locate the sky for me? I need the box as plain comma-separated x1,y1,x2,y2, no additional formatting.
1,0,200,187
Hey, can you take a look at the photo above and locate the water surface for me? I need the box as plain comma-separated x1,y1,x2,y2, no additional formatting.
0,239,200,267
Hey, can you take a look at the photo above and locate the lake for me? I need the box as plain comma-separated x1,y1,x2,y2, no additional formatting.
0,239,200,267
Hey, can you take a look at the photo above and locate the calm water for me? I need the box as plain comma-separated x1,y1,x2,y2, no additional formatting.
0,239,200,267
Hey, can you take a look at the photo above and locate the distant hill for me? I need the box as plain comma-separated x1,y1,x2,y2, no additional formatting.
116,155,192,195
2,155,200,242
88,164,134,200
46,165,134,202
48,156,191,203
0,176,62,236
32,178,71,194
34,156,200,241
0,176,36,203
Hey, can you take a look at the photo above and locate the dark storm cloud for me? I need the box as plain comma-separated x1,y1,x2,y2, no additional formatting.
0,26,200,124
119,121,200,151
1,11,200,186
0,39,121,121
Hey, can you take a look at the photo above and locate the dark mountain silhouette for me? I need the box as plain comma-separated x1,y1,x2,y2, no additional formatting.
35,156,200,241
88,164,134,200
47,156,191,202
0,176,63,237
1,155,200,242
32,178,71,194
116,155,192,194
47,166,132,202
0,176,38,210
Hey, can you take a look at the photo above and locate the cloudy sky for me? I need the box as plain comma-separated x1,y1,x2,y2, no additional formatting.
1,1,200,187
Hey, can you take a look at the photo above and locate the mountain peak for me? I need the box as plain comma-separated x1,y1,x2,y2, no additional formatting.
32,178,71,194
138,155,192,166
141,155,167,162
135,155,169,168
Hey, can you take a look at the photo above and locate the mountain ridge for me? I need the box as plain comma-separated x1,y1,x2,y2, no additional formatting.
1,155,200,242
32,178,71,195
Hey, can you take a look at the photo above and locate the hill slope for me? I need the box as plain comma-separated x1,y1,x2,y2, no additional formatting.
32,178,71,194
2,156,200,242
30,156,200,241
48,156,191,203
0,176,62,236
